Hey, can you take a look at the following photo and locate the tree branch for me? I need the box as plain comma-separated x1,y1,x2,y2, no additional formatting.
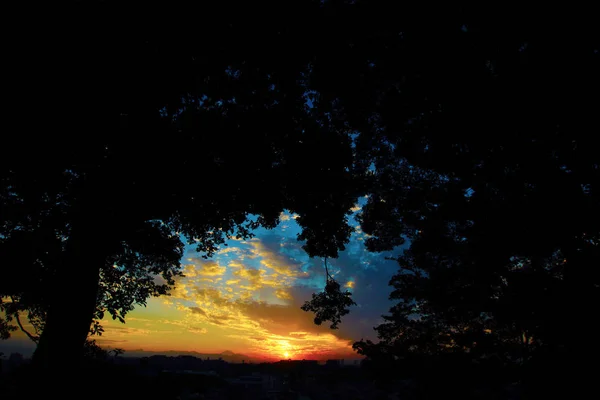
10,297,39,343
324,257,334,283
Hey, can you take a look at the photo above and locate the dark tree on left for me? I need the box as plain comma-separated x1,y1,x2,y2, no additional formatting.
1,2,361,370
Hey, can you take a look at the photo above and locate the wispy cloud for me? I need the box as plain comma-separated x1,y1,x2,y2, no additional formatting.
279,212,291,222
247,240,304,278
274,288,292,300
184,259,226,276
187,327,208,334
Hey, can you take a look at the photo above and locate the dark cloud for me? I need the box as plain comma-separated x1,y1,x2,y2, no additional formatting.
193,288,230,307
207,314,232,326
289,332,308,338
189,307,207,317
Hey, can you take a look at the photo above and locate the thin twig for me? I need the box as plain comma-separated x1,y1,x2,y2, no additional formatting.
324,257,334,282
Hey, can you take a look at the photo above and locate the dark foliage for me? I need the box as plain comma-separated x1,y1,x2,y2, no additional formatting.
326,3,600,394
1,1,361,368
2,5,599,395
301,260,356,329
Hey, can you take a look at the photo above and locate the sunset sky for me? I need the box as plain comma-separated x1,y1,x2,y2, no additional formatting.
2,199,405,361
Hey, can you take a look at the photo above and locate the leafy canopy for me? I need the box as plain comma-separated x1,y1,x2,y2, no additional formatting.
1,1,363,352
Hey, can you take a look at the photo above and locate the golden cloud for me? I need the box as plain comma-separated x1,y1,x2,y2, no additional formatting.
239,285,259,291
170,279,193,301
240,291,253,300
228,260,244,268
229,265,288,291
218,247,241,255
350,205,361,212
183,264,198,277
188,327,208,334
275,288,292,300
193,287,229,308
279,213,291,222
158,319,187,327
126,317,154,323
288,331,308,338
248,241,303,278
195,260,226,276
101,320,152,337
233,267,262,280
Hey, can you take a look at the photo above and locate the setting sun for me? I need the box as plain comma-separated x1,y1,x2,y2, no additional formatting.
284,352,290,359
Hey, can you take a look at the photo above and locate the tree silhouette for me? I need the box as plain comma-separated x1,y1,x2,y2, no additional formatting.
301,259,356,329
0,308,16,340
1,2,362,369
334,9,600,383
110,348,125,358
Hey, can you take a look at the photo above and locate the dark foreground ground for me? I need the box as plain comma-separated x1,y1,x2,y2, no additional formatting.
0,354,577,399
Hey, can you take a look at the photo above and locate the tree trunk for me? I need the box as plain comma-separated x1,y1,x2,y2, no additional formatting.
32,220,108,370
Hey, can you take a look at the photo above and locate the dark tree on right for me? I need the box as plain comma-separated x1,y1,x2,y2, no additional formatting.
304,4,600,395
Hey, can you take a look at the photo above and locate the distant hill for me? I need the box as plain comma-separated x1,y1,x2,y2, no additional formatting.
122,349,257,363
0,341,260,363
0,340,36,358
